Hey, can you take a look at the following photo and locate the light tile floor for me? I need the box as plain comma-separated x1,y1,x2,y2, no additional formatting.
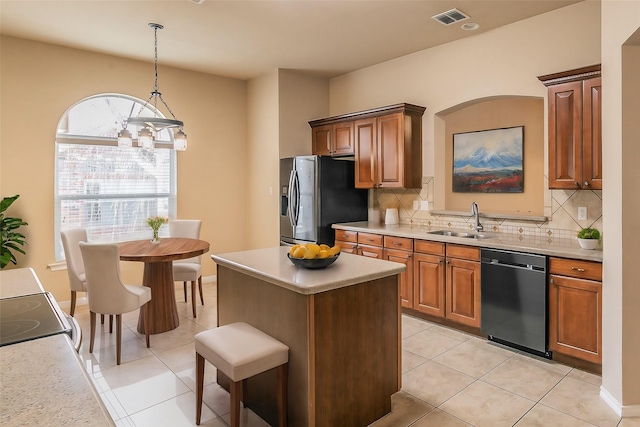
71,281,638,427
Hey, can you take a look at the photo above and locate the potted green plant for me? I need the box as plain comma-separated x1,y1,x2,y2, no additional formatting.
577,227,600,250
1,195,28,269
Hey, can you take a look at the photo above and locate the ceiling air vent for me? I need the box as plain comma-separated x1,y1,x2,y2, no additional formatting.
431,8,470,26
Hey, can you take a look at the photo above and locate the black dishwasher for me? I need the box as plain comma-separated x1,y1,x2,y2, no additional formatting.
481,249,551,358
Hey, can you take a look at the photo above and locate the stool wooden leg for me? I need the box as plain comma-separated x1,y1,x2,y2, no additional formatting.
195,353,205,425
230,380,242,427
277,364,288,427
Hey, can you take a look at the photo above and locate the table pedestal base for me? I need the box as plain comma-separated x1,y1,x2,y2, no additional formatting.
137,261,180,335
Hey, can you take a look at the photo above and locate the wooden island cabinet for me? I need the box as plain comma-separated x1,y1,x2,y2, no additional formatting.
211,247,404,427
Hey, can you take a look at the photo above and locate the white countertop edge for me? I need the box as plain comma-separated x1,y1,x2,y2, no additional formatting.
333,222,603,262
212,247,406,295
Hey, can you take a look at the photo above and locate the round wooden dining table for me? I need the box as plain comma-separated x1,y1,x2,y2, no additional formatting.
119,238,209,335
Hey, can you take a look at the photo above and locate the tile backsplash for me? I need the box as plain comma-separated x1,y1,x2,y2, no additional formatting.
371,176,603,242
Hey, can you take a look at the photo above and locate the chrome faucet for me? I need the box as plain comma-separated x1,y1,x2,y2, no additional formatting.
471,202,483,232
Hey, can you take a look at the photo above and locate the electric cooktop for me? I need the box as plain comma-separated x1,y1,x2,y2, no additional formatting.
0,292,72,347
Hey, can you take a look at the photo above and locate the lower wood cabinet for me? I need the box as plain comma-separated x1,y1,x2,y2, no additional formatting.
383,236,413,308
413,240,446,317
413,241,480,328
549,257,602,364
446,256,481,328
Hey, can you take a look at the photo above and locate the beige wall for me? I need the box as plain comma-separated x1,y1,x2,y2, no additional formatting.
246,70,279,249
278,70,329,159
0,36,248,303
329,0,601,217
440,97,544,215
601,0,640,414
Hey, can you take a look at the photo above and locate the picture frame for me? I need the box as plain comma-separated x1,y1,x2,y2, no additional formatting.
452,126,524,193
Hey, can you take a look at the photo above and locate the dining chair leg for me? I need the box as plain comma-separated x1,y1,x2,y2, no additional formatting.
70,291,77,317
89,311,96,353
144,304,150,348
195,352,205,425
101,314,105,324
116,314,122,365
198,276,204,306
183,282,188,302
191,280,197,318
109,315,113,334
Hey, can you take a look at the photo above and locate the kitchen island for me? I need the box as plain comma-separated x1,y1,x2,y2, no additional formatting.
211,246,405,427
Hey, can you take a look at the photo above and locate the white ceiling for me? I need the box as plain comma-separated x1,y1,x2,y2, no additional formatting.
0,0,583,80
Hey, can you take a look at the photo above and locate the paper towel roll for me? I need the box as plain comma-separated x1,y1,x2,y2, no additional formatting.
385,208,399,225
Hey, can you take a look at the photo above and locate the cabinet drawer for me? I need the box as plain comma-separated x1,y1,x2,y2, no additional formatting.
335,241,357,254
358,232,383,247
414,239,445,256
384,235,413,251
335,230,357,243
549,257,602,281
446,244,480,261
359,244,384,259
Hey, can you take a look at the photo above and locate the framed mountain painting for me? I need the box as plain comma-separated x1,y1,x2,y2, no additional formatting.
453,126,524,193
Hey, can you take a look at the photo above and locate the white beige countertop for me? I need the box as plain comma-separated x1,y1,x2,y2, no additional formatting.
0,334,114,426
333,222,603,263
0,267,45,297
211,246,406,295
0,268,115,426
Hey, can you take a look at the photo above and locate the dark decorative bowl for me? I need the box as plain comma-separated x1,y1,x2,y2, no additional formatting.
287,252,340,269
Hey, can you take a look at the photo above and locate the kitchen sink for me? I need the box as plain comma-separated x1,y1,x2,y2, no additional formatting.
428,230,495,239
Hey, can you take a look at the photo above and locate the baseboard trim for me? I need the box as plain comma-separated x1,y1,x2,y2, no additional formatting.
600,385,640,418
56,274,217,310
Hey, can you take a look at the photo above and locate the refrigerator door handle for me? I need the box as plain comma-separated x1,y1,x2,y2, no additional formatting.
291,170,300,226
287,170,296,227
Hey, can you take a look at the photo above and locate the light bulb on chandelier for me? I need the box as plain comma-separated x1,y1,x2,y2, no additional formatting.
119,23,188,151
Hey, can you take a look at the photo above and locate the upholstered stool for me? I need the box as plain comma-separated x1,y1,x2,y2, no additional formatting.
195,322,289,426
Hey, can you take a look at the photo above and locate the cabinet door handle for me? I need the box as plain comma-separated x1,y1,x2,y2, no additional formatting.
550,278,555,284
584,181,590,187
571,267,586,272
393,242,402,246
575,182,580,186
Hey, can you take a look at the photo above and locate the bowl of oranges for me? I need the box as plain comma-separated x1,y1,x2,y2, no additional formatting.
287,243,341,269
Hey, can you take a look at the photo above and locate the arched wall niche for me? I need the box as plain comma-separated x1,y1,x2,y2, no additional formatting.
433,95,545,216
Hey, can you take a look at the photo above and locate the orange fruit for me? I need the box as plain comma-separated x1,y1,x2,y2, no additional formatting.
329,245,341,256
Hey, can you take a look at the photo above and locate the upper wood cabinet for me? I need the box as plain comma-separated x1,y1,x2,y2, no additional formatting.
309,103,425,188
538,65,602,190
311,121,355,156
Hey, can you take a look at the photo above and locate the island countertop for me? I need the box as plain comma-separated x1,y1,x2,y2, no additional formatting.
211,246,406,295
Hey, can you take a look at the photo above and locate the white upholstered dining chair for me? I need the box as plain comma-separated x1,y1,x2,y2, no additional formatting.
60,229,87,317
79,242,151,365
169,219,203,318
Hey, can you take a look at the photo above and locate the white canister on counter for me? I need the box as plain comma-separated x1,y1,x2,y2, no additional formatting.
385,208,399,225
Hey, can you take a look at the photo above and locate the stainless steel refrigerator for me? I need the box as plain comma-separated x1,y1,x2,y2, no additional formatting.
280,156,368,245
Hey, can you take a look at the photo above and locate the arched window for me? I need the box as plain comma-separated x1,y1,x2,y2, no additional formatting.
54,93,176,261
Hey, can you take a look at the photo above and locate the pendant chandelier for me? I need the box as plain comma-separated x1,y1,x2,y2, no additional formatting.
118,23,187,151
